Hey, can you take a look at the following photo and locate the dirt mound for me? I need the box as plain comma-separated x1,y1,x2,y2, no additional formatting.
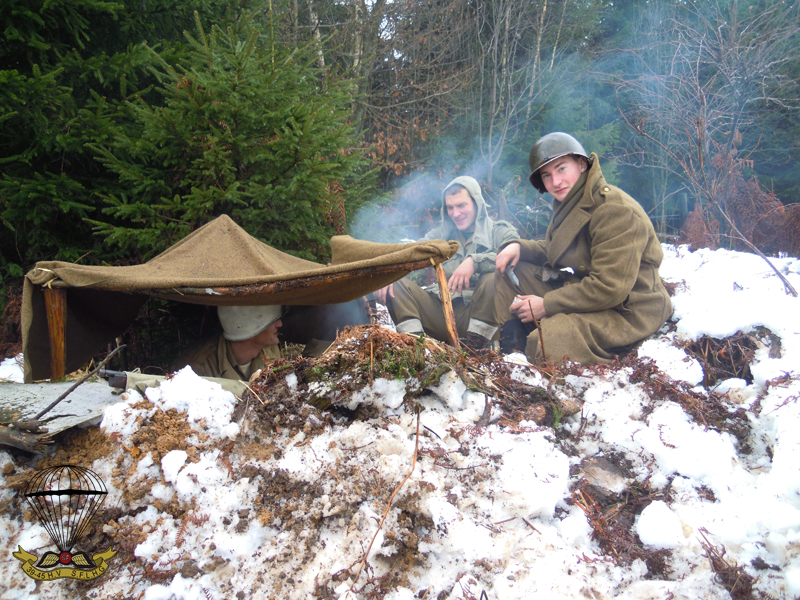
243,325,576,428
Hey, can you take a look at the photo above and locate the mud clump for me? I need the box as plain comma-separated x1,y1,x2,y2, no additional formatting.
39,426,114,469
129,405,195,462
242,365,335,439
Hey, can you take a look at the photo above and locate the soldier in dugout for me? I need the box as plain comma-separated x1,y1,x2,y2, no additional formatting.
173,305,283,381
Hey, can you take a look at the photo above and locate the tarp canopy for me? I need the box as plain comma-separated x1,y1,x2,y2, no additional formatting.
22,215,458,382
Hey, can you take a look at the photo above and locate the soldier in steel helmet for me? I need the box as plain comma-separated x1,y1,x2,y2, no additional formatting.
172,305,283,381
495,132,672,364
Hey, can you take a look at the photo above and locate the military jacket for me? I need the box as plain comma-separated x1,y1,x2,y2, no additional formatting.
506,155,672,360
422,175,519,300
173,334,280,381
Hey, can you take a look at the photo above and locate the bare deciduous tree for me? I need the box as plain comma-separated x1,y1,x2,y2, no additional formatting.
473,0,583,186
611,0,800,294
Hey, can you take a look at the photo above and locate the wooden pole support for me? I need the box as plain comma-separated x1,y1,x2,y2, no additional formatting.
434,262,460,350
43,287,67,380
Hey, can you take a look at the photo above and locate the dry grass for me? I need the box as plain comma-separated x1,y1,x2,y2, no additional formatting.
698,528,758,599
572,480,672,578
682,331,759,386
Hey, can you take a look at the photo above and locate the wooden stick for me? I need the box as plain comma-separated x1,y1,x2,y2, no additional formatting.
434,262,460,349
528,300,547,362
352,404,421,585
34,345,126,421
0,425,54,454
43,287,67,379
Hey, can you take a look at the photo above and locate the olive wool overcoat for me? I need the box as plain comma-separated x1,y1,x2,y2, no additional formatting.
172,335,281,381
496,154,672,364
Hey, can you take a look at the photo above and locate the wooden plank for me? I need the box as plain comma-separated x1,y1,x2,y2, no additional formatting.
43,287,67,379
434,263,460,350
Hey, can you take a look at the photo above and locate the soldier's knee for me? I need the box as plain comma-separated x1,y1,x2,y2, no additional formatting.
392,277,420,299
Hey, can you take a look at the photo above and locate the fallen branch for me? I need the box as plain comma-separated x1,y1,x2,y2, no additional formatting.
33,345,126,421
714,204,797,297
352,404,421,585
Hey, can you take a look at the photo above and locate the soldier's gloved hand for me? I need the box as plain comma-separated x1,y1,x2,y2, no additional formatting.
448,257,474,294
373,283,394,306
496,243,521,274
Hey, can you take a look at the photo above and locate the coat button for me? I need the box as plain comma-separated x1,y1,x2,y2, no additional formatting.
578,266,587,272
603,186,609,192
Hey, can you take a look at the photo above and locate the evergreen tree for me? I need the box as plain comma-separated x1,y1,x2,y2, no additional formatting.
90,13,373,261
0,0,235,300
0,0,128,287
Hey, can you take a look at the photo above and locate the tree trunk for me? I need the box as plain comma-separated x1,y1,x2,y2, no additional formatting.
524,0,547,132
350,0,387,132
308,0,325,68
550,0,566,71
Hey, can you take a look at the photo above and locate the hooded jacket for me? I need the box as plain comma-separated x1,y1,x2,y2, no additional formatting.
421,176,518,299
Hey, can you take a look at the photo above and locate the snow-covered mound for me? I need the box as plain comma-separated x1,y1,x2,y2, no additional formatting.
0,354,24,383
1,244,799,600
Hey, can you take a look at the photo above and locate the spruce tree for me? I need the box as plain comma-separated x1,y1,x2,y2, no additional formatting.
90,13,373,261
0,0,235,301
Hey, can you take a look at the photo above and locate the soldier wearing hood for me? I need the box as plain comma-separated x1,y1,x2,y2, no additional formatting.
374,176,519,349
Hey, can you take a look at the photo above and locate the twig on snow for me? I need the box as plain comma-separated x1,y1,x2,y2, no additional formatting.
521,517,541,534
352,404,421,585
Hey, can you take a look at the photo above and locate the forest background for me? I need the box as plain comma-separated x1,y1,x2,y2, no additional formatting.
2,0,800,367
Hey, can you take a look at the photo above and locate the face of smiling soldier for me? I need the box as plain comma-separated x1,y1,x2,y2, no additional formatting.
445,188,477,233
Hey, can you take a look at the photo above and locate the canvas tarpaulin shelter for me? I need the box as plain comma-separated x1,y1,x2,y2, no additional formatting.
22,215,458,382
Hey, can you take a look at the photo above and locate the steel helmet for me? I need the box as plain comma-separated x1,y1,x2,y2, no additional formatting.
218,305,283,341
528,132,589,193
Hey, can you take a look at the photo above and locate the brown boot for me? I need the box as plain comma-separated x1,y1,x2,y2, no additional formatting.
499,319,531,355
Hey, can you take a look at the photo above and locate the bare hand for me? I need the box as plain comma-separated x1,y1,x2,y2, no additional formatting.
373,283,394,305
448,257,475,294
510,294,546,323
496,243,521,274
